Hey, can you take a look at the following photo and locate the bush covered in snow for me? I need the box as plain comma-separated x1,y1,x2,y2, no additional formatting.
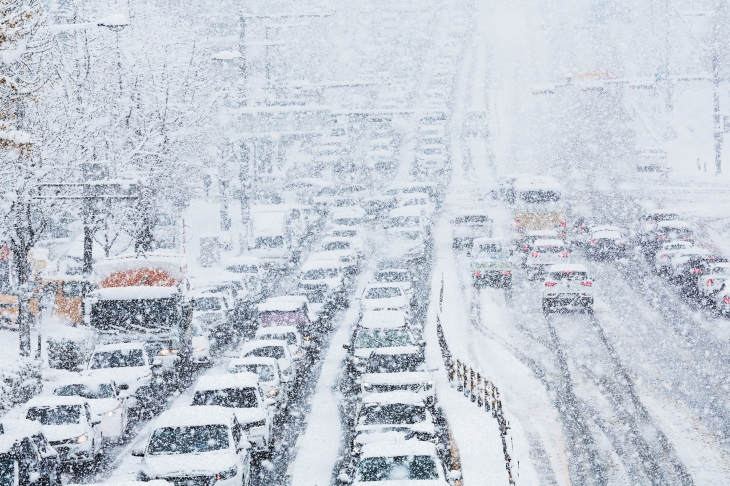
0,359,42,412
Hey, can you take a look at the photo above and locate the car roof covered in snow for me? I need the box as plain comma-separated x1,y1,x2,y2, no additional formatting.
362,391,426,406
371,345,421,356
153,406,236,429
240,340,289,354
399,192,431,200
26,395,88,408
257,296,308,312
228,357,279,369
359,310,408,329
656,220,692,229
547,264,589,274
0,419,44,453
331,207,366,218
190,288,226,299
256,326,299,336
532,239,566,247
194,373,260,392
361,438,438,458
362,371,432,385
92,286,181,301
364,283,404,291
52,375,117,389
94,342,146,352
388,207,424,218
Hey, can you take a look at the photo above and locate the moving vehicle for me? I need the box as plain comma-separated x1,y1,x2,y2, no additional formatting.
384,183,441,204
415,144,449,175
542,264,594,314
373,269,415,305
52,377,129,438
317,238,361,273
462,110,488,137
331,207,367,228
256,296,317,335
361,284,410,313
24,396,102,464
450,212,492,249
469,238,512,289
227,357,286,409
524,239,570,279
84,342,155,411
508,175,566,239
247,206,302,269
255,325,308,363
191,374,272,452
134,407,251,486
347,310,415,374
238,340,297,388
361,348,434,405
696,263,730,302
584,226,628,260
386,208,430,239
190,287,232,342
0,418,59,486
397,193,436,223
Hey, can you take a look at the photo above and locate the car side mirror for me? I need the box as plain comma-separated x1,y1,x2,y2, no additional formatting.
131,448,145,457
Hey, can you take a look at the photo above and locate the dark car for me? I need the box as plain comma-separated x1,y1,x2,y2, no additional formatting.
0,419,59,486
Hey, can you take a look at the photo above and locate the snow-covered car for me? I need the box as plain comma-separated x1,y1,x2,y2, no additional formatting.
25,396,102,464
52,377,129,439
84,342,154,409
418,124,446,141
134,406,251,486
638,209,681,236
450,212,492,249
350,439,449,485
386,207,430,238
515,229,559,254
191,374,272,452
397,193,436,223
191,287,233,339
525,238,570,279
228,357,286,408
352,392,436,455
255,325,308,363
636,147,669,172
238,340,297,386
462,110,488,137
317,237,361,272
374,269,415,304
361,348,433,405
666,248,721,285
361,196,398,220
331,207,367,228
327,227,367,257
645,221,694,256
298,259,347,305
347,310,415,374
415,143,449,175
282,178,330,201
256,296,316,333
542,264,594,314
654,240,694,274
384,182,442,204
0,418,59,486
376,227,429,269
365,138,397,170
697,262,730,302
713,283,730,315
361,284,410,312
469,238,512,288
585,226,628,259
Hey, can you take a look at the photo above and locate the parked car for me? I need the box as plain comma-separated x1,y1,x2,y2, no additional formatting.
352,392,436,455
228,357,287,409
134,407,251,486
24,396,102,464
542,264,594,314
84,342,155,411
0,418,59,486
450,212,492,249
191,374,272,452
52,376,129,439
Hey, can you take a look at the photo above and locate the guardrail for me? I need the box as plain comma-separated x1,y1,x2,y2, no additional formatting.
436,278,516,485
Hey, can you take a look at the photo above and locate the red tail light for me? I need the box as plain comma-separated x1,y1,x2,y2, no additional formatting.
579,225,585,231
503,271,511,276
523,245,529,251
683,236,692,240
560,252,569,257
474,271,481,277
589,239,598,244
660,254,667,259
724,296,730,305
707,279,714,286
561,221,566,227
581,281,592,287
531,252,539,257
545,281,557,287
454,224,459,227
658,235,667,241
690,269,702,274
515,220,521,228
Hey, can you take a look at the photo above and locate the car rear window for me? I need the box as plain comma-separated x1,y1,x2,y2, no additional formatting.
244,346,285,360
192,388,258,409
365,287,403,299
357,455,439,481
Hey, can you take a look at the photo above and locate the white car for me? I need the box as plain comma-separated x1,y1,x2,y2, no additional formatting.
352,392,436,455
361,347,433,405
713,282,730,315
348,310,415,374
84,342,154,409
386,207,430,239
25,396,102,464
525,238,570,279
191,287,232,337
134,406,251,486
191,374,272,452
228,357,286,408
697,263,730,302
299,258,347,301
255,325,308,362
328,227,367,256
542,264,594,314
318,237,361,272
415,143,449,174
331,207,367,228
384,182,441,204
350,440,449,485
373,269,415,304
238,340,297,386
450,212,492,249
585,226,628,259
638,209,681,235
361,284,410,312
52,376,129,439
397,193,436,223
366,138,397,170
654,241,694,274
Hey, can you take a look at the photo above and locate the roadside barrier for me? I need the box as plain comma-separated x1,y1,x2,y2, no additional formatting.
436,277,516,485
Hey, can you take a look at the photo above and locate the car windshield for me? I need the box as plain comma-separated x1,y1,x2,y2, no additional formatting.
549,271,588,281
258,333,297,345
254,236,284,249
331,230,357,238
226,264,258,274
361,404,426,425
334,218,361,226
147,425,230,455
647,213,678,222
260,311,307,327
192,388,258,409
195,297,222,312
365,353,424,373
389,216,420,228
376,271,410,283
454,215,488,224
303,268,338,280
26,406,81,425
229,364,275,382
357,455,439,481
334,199,357,207
323,241,350,251
55,383,115,399
475,244,503,254
535,245,565,254
355,329,412,348
518,190,561,203
365,287,402,299
90,349,145,369
244,346,285,360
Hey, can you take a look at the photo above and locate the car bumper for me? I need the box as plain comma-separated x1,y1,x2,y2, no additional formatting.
543,294,593,308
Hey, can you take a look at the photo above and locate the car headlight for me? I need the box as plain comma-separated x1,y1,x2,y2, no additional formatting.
196,345,207,352
105,409,116,417
77,433,88,443
267,388,279,398
216,466,237,481
159,349,177,356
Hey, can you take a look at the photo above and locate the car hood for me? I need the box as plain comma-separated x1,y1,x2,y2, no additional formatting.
143,451,238,478
43,424,88,443
85,366,150,384
362,372,432,385
361,297,407,310
88,398,121,416
356,421,434,435
233,408,267,425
